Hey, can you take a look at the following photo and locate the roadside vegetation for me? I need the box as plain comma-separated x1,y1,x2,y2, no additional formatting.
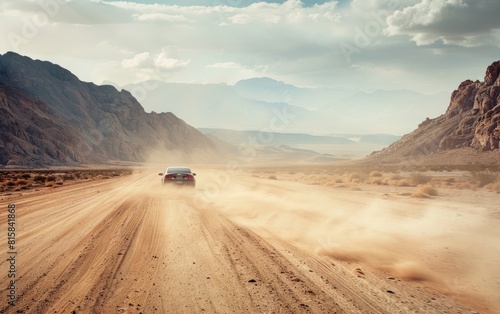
247,164,500,197
0,169,133,194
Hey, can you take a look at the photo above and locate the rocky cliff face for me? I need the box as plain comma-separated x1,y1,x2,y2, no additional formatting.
368,60,500,163
442,61,500,150
0,52,217,167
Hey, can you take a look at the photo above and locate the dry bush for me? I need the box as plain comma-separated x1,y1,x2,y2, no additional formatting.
370,178,383,185
267,174,277,180
16,179,29,186
444,177,456,185
324,180,337,186
411,173,431,185
21,173,31,180
5,180,15,187
63,173,75,181
485,181,500,192
13,186,21,191
389,174,402,181
56,181,64,186
34,175,47,182
345,172,366,183
46,175,57,182
470,171,498,188
370,171,383,177
45,182,54,187
454,182,472,190
396,179,412,187
412,184,438,198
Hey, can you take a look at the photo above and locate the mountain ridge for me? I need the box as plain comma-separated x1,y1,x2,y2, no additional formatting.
366,60,500,165
125,78,449,135
0,52,217,167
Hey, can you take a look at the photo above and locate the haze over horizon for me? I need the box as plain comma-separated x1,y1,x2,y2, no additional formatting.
1,0,499,95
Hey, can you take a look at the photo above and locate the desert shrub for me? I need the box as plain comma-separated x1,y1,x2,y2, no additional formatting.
370,171,383,177
34,175,47,182
411,173,431,185
485,181,500,192
45,182,54,187
389,174,402,181
454,182,472,190
346,172,366,183
412,184,438,198
396,179,412,187
5,180,15,187
63,173,75,180
16,179,29,186
470,171,498,188
21,173,31,180
13,186,21,191
56,181,64,185
370,178,383,185
46,175,57,182
444,177,456,185
325,180,337,186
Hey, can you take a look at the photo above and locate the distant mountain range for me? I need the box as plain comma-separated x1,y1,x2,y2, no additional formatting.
125,77,449,135
366,60,500,165
199,128,401,158
0,52,217,167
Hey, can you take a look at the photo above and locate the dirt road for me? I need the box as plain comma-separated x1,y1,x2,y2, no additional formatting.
0,168,497,313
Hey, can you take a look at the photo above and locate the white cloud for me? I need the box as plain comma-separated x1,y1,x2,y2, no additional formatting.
134,13,191,23
121,52,150,68
385,0,500,46
154,51,190,70
1,0,498,94
228,13,253,24
207,62,242,69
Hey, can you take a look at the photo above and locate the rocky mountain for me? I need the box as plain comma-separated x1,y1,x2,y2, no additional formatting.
0,52,217,167
367,60,500,164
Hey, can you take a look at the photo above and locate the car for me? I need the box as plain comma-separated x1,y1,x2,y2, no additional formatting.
158,166,196,187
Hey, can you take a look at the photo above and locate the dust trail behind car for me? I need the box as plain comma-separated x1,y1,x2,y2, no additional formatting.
191,167,500,312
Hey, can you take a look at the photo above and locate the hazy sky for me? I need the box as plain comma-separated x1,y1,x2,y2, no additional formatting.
1,0,499,93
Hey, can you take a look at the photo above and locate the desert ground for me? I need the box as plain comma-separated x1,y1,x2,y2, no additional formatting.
0,164,499,313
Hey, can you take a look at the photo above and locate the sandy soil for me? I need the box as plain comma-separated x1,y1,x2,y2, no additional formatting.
0,167,498,313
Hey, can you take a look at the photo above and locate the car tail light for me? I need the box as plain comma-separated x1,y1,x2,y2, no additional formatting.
165,174,174,179
184,174,194,180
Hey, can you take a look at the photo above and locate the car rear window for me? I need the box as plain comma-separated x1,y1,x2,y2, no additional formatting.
167,167,191,174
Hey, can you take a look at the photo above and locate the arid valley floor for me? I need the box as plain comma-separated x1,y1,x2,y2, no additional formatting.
0,165,499,313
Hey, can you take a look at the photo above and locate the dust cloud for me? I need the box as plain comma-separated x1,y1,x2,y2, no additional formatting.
182,166,500,311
